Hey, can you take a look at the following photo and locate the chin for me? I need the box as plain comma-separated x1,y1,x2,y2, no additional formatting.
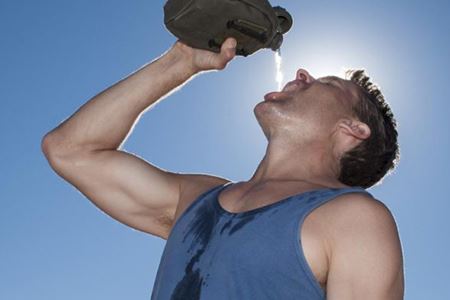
254,103,284,131
253,101,272,119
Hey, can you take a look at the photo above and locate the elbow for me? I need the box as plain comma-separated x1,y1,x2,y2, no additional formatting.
41,132,54,158
41,132,63,168
41,132,78,169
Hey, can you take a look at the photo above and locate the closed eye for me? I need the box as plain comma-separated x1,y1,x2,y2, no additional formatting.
319,78,335,86
320,76,341,89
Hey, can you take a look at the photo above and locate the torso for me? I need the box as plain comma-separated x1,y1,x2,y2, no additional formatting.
216,180,350,290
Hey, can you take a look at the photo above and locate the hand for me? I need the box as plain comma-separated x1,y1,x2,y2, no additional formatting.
170,37,237,73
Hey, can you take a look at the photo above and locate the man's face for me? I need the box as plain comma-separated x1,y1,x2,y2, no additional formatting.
254,69,361,141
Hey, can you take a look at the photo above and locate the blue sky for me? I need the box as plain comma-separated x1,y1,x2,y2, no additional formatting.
1,0,449,299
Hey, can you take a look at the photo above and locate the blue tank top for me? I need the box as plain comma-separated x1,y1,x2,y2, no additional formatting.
151,181,372,299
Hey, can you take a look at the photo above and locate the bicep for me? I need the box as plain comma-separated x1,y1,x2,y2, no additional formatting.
326,196,404,299
50,149,181,238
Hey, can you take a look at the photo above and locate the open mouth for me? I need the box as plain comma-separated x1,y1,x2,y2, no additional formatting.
263,91,291,101
263,80,305,102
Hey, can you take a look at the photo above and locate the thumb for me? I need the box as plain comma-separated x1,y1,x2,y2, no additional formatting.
220,37,237,62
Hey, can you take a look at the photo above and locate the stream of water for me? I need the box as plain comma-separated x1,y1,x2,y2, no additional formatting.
275,48,283,91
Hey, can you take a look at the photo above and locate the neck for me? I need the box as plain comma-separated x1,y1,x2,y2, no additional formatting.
248,136,345,188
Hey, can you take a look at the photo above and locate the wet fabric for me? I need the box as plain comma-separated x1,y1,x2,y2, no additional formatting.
151,181,373,299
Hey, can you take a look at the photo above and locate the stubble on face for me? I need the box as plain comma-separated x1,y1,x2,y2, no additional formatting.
254,73,362,140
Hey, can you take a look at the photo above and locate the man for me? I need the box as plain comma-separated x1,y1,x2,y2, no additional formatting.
42,37,404,299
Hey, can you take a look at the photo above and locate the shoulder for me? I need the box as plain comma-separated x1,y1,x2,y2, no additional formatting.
328,193,403,290
324,192,399,236
323,192,404,297
320,192,401,251
178,174,230,205
174,174,230,221
304,191,401,259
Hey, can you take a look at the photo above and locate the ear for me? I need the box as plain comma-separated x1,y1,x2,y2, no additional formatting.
338,118,371,140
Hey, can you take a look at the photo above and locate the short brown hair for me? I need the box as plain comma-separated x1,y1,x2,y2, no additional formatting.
338,69,400,188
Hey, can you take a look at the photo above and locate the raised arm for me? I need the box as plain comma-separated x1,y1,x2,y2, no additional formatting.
41,38,237,239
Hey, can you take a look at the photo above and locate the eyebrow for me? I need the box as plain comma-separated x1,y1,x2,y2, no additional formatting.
323,76,340,82
322,76,345,89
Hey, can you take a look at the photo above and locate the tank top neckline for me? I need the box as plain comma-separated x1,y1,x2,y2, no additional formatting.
213,181,366,218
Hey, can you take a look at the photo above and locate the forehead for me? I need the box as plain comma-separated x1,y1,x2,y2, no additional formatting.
319,75,361,105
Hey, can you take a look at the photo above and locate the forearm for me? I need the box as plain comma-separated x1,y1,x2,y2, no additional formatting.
44,45,196,153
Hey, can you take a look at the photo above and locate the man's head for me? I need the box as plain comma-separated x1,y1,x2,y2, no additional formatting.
254,68,399,188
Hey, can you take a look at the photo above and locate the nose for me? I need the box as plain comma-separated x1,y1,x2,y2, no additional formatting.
296,69,315,83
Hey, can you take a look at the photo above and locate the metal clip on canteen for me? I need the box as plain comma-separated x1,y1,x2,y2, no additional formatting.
163,0,293,57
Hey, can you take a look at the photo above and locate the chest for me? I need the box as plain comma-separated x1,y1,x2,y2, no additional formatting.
218,190,330,289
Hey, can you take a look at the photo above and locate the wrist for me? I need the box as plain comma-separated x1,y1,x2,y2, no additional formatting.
166,42,200,75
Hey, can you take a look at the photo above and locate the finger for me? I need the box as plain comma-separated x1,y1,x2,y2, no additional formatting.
220,37,237,61
222,37,237,49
